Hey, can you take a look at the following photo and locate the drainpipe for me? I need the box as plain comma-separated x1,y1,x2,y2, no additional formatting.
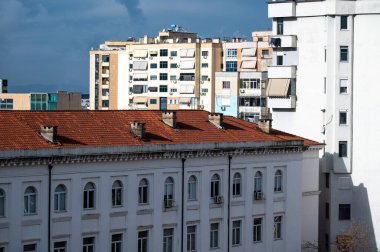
227,155,232,252
349,15,355,174
48,163,53,252
181,158,186,252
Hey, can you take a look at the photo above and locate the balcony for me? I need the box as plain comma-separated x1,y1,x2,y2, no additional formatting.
268,95,296,109
268,66,296,79
239,88,265,97
238,106,262,114
102,62,109,67
268,1,296,18
270,35,297,48
102,72,110,78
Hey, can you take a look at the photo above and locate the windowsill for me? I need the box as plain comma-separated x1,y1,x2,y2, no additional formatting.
210,247,220,250
339,124,348,127
232,244,242,247
274,238,282,241
253,241,263,244
54,210,67,214
209,203,223,208
111,205,124,209
23,213,38,217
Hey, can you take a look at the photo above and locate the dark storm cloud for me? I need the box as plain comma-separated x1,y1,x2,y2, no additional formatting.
0,0,270,93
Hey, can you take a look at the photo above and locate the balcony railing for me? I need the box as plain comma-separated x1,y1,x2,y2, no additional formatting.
270,35,297,48
268,1,296,18
268,65,297,79
268,95,296,109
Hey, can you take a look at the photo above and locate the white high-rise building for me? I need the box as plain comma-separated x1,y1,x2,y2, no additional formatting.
267,0,380,250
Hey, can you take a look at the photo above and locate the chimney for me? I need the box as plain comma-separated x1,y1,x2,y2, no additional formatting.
258,109,273,134
40,125,58,143
162,111,177,128
130,121,146,138
208,113,223,128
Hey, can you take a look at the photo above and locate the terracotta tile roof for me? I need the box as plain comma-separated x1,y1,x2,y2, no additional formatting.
0,110,322,151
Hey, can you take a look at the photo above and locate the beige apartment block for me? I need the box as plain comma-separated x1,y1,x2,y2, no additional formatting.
89,27,222,111
0,93,31,110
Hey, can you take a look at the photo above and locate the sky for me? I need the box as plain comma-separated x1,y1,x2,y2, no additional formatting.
0,0,271,94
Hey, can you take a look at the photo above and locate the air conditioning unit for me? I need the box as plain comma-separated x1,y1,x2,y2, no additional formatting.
214,196,223,204
203,56,207,59
240,89,245,93
149,56,153,60
129,92,133,95
173,80,177,84
129,57,133,60
164,198,174,208
207,78,210,81
169,92,173,95
129,80,132,83
254,191,264,201
129,69,132,72
221,106,226,111
199,105,204,109
177,65,180,68
201,92,206,96
169,56,173,60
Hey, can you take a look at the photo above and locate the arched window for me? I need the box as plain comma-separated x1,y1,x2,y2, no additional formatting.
274,170,283,192
138,179,149,204
254,171,263,200
24,186,37,214
83,182,96,209
112,180,123,207
0,188,5,217
188,175,197,201
164,177,174,200
232,173,241,196
54,184,66,212
211,174,220,198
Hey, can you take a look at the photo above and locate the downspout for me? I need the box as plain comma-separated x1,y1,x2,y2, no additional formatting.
48,163,53,251
349,15,355,174
181,158,186,252
227,155,232,252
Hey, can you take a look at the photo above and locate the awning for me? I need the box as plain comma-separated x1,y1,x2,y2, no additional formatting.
241,60,257,69
241,48,257,57
133,96,148,103
149,51,158,55
133,49,148,58
148,86,158,92
266,79,291,97
133,61,148,70
133,73,148,80
179,85,195,94
179,97,192,104
133,85,144,94
180,61,195,69
180,49,195,58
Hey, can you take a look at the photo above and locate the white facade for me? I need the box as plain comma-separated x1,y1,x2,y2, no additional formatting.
267,0,380,250
0,143,320,252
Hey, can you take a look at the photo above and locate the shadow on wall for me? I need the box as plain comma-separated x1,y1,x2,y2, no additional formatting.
318,152,378,252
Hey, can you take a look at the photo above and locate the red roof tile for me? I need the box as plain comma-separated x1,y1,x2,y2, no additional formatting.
0,110,322,151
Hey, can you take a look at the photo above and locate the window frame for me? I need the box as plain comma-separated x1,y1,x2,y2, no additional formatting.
210,223,219,249
232,173,242,197
160,61,168,69
273,216,282,240
138,178,149,204
0,188,5,217
232,220,242,246
54,184,67,212
210,174,220,198
111,233,123,252
253,217,263,243
83,182,96,210
160,49,168,57
226,49,237,58
254,171,263,193
340,46,349,62
163,228,174,252
339,111,348,125
339,141,348,157
340,16,348,30
187,175,197,201
338,204,351,220
226,61,237,72
53,241,67,252
24,186,37,215
222,81,230,89
339,79,348,94
274,170,283,193
138,230,149,252
277,18,284,35
187,225,196,252
164,177,174,200
83,237,95,252
112,180,123,207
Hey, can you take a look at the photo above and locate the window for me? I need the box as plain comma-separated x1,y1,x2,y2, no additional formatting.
201,75,208,81
164,177,174,200
160,49,168,57
325,202,330,219
0,99,13,110
325,233,330,250
201,88,208,93
339,79,348,94
226,61,237,72
112,180,123,207
170,88,177,93
274,170,283,193
54,184,66,212
138,231,148,252
159,85,168,92
188,176,197,201
111,234,122,252
150,63,157,69
160,73,168,81
277,55,283,66
150,75,157,81
187,225,196,252
339,111,347,125
54,241,67,252
102,55,110,62
83,182,95,209
83,237,95,252
273,216,282,240
253,217,263,242
324,77,326,94
277,18,284,35
150,99,157,105
160,61,168,68
170,63,177,68
210,174,220,198
24,243,37,252
170,75,177,81
340,46,349,62
341,16,348,30
170,51,177,57
240,79,260,89
102,100,109,108
254,171,263,193
222,81,230,89
232,173,241,196
24,186,37,214
201,63,208,68
179,73,195,81
227,49,237,58
138,179,149,204
202,51,209,57
339,204,351,220
0,189,5,217
326,173,330,188
210,223,219,248
232,220,241,246
339,141,348,157
262,49,269,56
163,228,174,252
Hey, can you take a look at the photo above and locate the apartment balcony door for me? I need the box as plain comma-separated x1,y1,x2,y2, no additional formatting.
160,97,167,110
